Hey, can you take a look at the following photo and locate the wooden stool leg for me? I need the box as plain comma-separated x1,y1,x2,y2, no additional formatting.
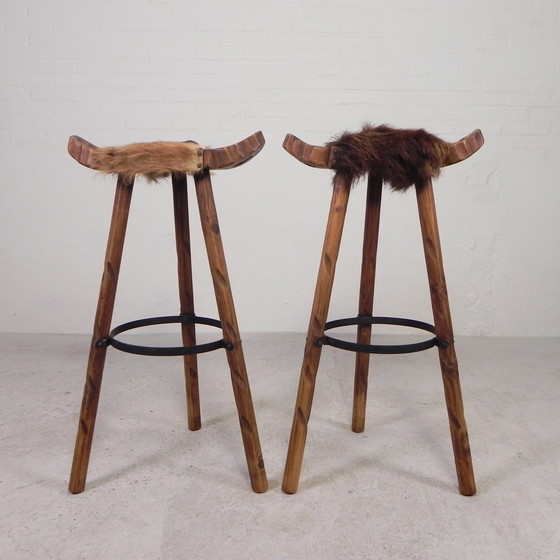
172,173,201,432
415,180,476,496
69,176,134,494
193,170,268,493
352,175,383,433
282,175,352,494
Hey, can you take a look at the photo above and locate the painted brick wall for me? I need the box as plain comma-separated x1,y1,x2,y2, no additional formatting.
1,0,559,336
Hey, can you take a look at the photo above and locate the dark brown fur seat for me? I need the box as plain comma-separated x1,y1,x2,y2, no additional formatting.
327,124,449,191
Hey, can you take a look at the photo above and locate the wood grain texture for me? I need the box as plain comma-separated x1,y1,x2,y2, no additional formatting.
415,179,476,496
444,129,484,166
194,169,268,493
202,131,265,170
69,176,134,494
67,135,101,170
282,133,332,169
352,175,383,433
172,173,201,432
282,173,352,494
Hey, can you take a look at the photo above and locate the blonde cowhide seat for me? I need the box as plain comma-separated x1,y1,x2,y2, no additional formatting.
282,125,484,495
67,132,268,494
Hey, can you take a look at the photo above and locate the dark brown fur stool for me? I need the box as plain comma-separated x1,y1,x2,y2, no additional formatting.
282,125,484,496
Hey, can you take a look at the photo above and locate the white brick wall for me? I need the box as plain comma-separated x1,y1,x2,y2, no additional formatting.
1,0,559,336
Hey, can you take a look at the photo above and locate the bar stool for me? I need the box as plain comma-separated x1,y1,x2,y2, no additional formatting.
67,132,268,494
282,125,484,495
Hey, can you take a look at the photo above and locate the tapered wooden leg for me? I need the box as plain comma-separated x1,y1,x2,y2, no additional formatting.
193,170,267,493
69,176,134,494
352,175,383,433
172,173,201,432
282,174,352,494
415,179,476,496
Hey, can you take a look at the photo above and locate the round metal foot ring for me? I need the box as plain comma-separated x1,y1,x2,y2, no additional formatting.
320,316,446,354
105,314,227,356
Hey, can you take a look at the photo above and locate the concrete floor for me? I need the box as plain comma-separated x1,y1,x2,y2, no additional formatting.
1,331,559,559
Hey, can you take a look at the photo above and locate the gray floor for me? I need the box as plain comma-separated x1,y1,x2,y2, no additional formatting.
1,332,559,559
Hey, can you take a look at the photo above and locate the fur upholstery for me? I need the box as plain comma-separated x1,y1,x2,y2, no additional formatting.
90,141,202,183
327,124,450,190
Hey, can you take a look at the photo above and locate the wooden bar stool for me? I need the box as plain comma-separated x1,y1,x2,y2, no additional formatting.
282,125,484,495
67,132,268,494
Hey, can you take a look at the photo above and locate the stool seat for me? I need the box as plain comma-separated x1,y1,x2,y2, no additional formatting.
68,131,265,181
283,126,483,174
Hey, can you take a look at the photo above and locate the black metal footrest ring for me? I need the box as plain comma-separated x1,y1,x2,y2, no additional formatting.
105,314,227,357
320,316,444,355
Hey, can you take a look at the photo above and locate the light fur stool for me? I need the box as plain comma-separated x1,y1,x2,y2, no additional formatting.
67,132,268,494
282,125,484,495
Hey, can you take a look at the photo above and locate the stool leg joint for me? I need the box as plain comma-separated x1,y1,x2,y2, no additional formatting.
314,337,325,347
95,338,110,348
435,338,452,349
224,341,235,351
